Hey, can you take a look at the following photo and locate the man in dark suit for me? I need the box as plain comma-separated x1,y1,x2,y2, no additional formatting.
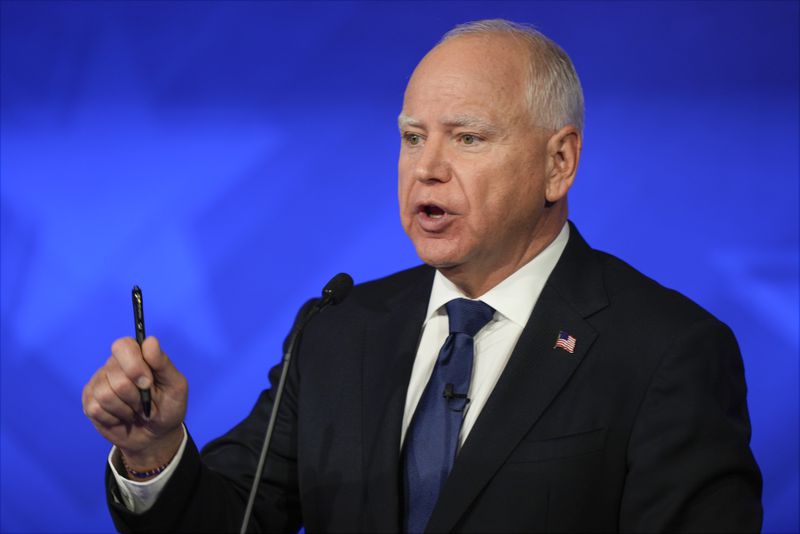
83,19,762,532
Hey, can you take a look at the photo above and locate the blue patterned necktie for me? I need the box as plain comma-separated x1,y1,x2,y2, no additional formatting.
403,298,495,533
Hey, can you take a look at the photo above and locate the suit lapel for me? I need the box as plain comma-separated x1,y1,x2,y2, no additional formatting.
426,223,609,532
360,268,434,532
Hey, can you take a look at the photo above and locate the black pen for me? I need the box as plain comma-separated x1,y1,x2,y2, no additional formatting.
132,285,151,418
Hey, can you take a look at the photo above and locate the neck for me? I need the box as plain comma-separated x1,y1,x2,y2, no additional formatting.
441,213,567,298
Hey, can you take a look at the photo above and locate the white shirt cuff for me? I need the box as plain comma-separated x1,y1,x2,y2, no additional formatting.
108,425,188,514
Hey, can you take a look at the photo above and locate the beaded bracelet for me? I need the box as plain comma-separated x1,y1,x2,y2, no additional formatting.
121,456,170,479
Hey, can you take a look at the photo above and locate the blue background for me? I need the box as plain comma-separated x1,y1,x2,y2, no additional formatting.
1,1,797,532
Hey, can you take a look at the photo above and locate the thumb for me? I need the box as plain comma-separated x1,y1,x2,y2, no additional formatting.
141,336,181,388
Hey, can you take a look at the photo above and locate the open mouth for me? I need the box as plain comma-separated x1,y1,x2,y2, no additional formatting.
422,204,446,219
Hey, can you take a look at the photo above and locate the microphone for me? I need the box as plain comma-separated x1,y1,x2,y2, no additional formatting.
240,273,354,534
443,383,470,413
319,272,354,308
442,383,468,400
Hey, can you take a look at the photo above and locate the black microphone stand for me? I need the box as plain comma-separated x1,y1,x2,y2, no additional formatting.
239,273,352,534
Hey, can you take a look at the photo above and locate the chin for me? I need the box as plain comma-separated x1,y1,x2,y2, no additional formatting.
412,241,463,270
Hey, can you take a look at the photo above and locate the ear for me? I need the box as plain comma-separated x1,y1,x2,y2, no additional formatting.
544,125,581,203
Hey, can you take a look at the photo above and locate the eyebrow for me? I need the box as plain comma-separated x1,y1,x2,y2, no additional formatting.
397,113,500,136
397,114,421,130
442,114,500,136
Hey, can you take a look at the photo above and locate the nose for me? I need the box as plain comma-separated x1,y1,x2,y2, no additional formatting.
412,136,451,184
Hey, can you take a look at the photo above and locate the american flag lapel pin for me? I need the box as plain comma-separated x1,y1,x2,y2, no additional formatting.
554,330,576,353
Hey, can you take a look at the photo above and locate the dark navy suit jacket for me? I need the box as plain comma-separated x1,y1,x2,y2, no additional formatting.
108,223,762,532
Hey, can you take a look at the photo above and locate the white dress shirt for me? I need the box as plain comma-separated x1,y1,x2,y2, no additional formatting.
109,425,188,513
111,223,570,513
400,223,569,448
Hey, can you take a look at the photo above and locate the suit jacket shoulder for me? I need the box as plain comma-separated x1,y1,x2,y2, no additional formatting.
105,222,762,533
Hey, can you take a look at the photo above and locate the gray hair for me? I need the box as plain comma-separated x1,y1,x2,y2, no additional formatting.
441,19,585,133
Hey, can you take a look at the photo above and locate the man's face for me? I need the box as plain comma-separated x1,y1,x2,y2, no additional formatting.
398,34,553,291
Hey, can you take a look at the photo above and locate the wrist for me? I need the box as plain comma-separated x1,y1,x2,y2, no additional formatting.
121,456,170,480
119,426,183,478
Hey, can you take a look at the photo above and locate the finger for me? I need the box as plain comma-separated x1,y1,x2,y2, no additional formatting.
93,364,138,421
83,367,112,413
141,337,182,389
82,373,98,417
89,406,124,428
84,392,125,427
104,355,143,409
99,360,139,419
111,337,153,390
82,366,134,420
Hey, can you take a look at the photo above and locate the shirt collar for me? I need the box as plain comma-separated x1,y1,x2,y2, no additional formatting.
424,222,570,327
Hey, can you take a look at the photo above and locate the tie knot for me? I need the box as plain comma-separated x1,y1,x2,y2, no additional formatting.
445,298,494,337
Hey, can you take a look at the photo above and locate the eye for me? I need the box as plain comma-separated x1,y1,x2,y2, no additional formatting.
460,134,479,146
404,132,423,146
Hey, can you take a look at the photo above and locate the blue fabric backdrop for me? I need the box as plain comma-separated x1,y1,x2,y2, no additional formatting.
1,1,797,532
